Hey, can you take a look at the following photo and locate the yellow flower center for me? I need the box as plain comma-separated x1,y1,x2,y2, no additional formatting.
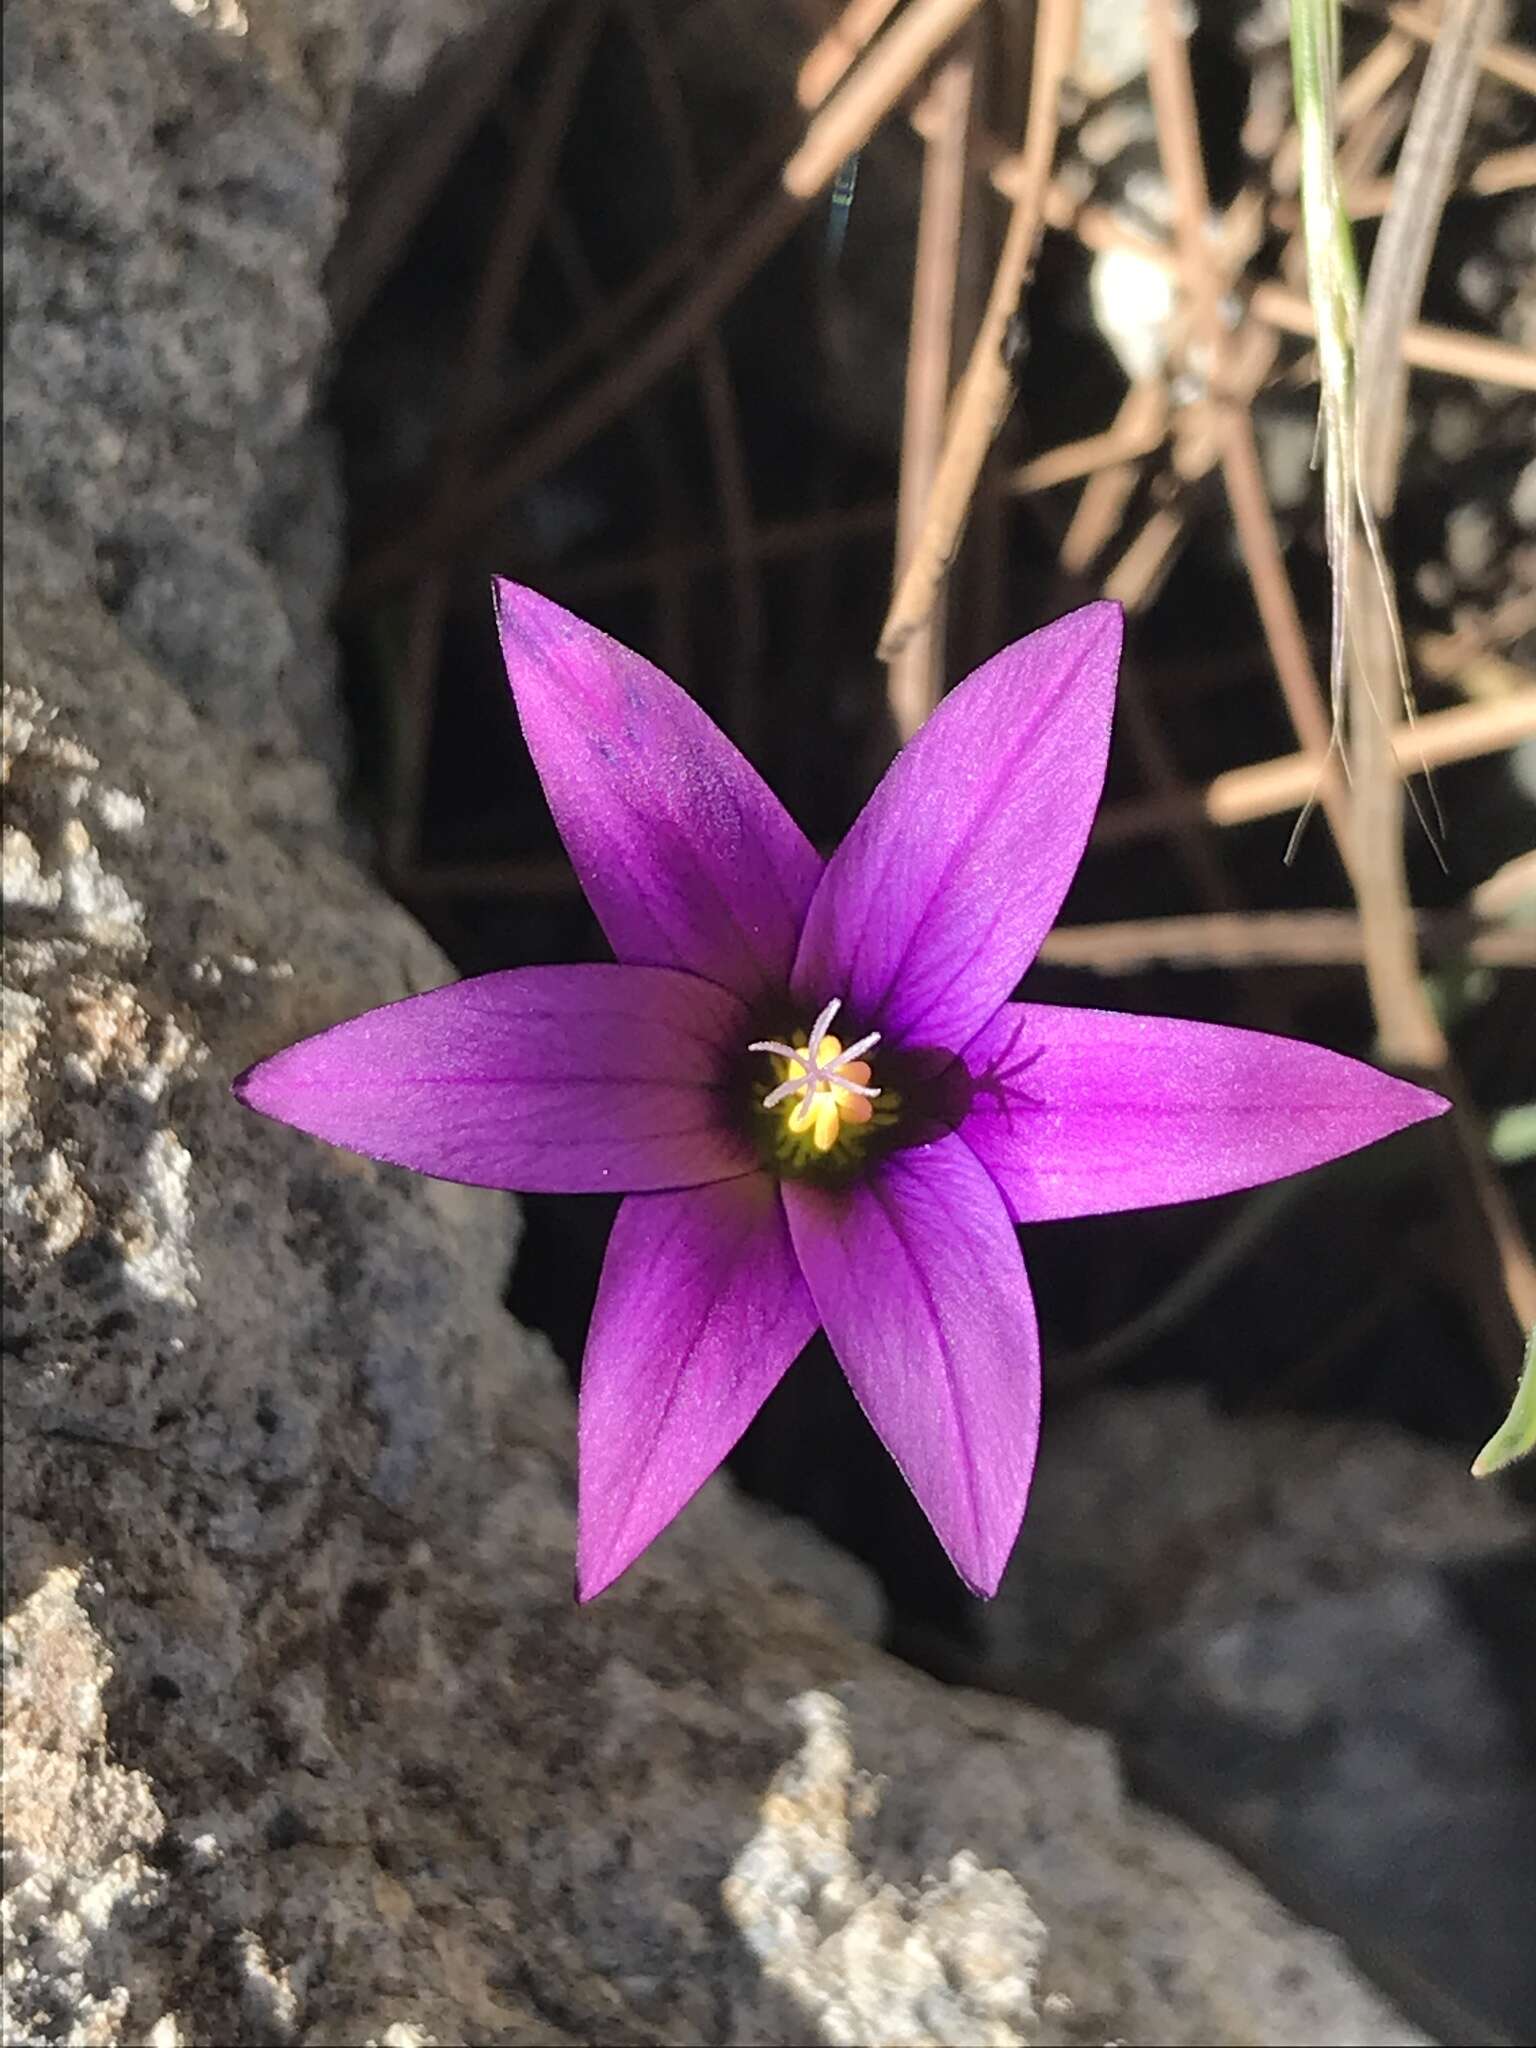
748,998,882,1155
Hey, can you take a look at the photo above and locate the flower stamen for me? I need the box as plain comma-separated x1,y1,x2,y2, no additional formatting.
748,998,883,1155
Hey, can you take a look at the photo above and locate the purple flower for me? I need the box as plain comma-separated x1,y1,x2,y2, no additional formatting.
235,581,1447,1599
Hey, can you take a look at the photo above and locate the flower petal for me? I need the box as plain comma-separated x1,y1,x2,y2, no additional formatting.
791,603,1121,1048
495,578,821,999
233,964,754,1193
578,1175,818,1599
962,1003,1450,1222
783,1135,1040,1597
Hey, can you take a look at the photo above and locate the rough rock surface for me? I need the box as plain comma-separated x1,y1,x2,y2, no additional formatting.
3,0,1433,2043
981,1389,1535,2040
2,0,523,829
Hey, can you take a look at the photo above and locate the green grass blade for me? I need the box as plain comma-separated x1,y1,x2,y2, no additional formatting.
1472,1326,1536,1476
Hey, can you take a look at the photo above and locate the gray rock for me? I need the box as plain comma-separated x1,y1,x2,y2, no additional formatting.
2,1563,166,2048
0,0,539,819
981,1388,1535,2039
2,0,506,816
3,0,342,811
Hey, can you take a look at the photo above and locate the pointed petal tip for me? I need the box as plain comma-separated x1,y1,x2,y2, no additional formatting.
1374,1069,1452,1136
229,1051,287,1118
963,1572,1002,1601
784,1141,1038,1605
573,1558,609,1605
490,576,820,998
942,1489,1028,1600
492,574,606,675
1417,1082,1453,1123
965,1005,1459,1223
574,1545,629,1605
577,1515,651,1605
576,1176,816,1607
952,1549,1009,1600
227,1039,347,1139
1076,595,1125,642
924,1513,1019,1600
791,602,1123,1046
491,574,567,663
925,1512,1023,1603
1035,596,1123,668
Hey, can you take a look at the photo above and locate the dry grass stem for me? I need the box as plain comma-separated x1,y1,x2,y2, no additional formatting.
1038,910,1536,972
782,0,988,199
1059,462,1145,575
1466,141,1536,193
1472,849,1536,920
1103,506,1187,609
1276,139,1536,221
329,3,544,339
1064,458,1146,569
1332,86,1411,199
1357,0,1499,509
1142,0,1356,870
878,0,1081,659
627,0,762,740
1418,589,1536,678
796,0,903,109
1251,281,1536,388
346,179,805,605
1008,383,1169,492
1271,29,1415,195
387,4,604,875
888,46,976,740
1343,0,1500,1070
1323,0,1533,1350
1207,689,1536,826
1013,191,1536,389
1144,0,1227,364
1223,411,1358,848
1389,1,1536,96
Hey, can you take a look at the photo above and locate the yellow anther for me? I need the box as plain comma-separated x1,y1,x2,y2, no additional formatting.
748,1000,884,1157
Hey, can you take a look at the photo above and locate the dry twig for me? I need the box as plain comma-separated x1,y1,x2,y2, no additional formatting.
888,47,976,740
386,5,604,876
1007,384,1170,493
1346,0,1500,1068
1389,0,1536,96
626,0,763,741
796,0,904,109
328,3,544,339
782,0,989,199
1270,28,1416,195
1010,177,1536,389
346,178,804,606
878,0,1081,659
1207,689,1536,826
1250,280,1536,389
1038,910,1536,974
1143,0,1354,868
